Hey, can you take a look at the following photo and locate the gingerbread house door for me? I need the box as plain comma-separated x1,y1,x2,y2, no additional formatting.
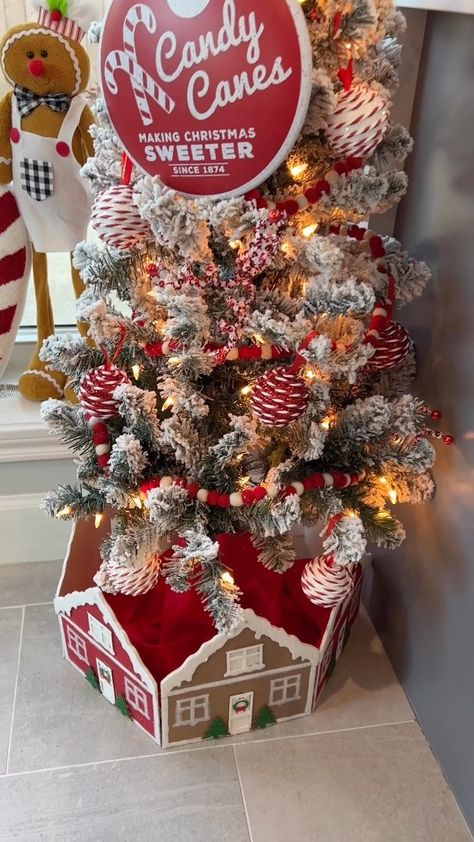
228,691,254,735
96,659,116,704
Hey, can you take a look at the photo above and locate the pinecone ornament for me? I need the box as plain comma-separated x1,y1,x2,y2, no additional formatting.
326,83,389,159
251,367,310,427
369,322,412,370
80,364,131,468
91,185,150,250
95,555,161,597
301,555,354,608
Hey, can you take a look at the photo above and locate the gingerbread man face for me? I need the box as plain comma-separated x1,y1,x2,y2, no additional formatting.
0,24,90,96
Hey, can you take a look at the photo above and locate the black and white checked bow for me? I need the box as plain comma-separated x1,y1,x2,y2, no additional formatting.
14,85,71,118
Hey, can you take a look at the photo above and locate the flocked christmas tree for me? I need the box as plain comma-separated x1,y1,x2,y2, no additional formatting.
41,0,453,634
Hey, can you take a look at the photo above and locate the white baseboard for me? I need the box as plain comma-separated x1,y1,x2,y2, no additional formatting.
0,492,71,564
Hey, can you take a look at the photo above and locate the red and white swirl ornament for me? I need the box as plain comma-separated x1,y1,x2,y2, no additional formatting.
251,366,310,427
91,154,150,251
301,554,354,609
325,83,389,160
80,328,131,469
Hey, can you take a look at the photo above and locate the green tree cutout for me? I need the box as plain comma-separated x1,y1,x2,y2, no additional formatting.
204,717,230,740
252,705,277,730
85,667,100,692
115,695,132,719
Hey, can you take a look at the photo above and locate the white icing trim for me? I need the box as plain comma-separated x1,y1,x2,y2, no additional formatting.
21,368,64,396
1,27,82,96
161,608,319,697
0,156,12,165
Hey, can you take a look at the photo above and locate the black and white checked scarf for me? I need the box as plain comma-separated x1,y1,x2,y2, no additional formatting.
14,85,71,119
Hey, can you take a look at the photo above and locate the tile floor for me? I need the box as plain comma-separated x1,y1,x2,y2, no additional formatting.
0,561,471,842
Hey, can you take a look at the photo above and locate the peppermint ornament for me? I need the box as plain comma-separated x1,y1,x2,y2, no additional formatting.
326,83,389,159
369,322,412,370
91,184,150,251
251,367,309,427
301,555,354,608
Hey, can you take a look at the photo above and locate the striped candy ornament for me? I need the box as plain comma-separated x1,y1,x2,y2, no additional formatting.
91,184,150,251
0,188,31,378
251,367,310,427
326,83,389,159
301,555,355,608
369,322,412,370
95,555,161,597
80,364,131,468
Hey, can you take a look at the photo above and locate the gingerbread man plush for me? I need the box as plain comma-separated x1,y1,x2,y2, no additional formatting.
0,0,96,401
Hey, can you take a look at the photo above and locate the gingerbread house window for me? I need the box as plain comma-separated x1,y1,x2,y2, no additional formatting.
88,613,115,655
225,644,264,676
174,695,210,727
124,677,149,719
66,625,88,664
270,674,301,706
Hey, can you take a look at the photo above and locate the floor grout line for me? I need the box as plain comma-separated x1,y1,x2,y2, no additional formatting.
0,601,52,611
233,745,255,842
5,606,25,775
2,719,416,780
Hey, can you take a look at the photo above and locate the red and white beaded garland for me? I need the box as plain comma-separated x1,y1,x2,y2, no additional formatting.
140,469,365,510
301,554,355,608
251,366,310,427
325,83,389,160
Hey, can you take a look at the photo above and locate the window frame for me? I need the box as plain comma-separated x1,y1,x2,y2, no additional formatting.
174,694,210,728
269,674,302,706
124,676,150,719
65,624,88,664
88,613,115,655
225,644,264,677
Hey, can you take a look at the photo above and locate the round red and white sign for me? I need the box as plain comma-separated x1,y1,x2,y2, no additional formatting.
100,0,312,198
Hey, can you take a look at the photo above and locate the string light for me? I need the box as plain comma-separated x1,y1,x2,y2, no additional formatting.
241,385,252,396
290,162,308,178
302,223,318,238
281,242,292,255
376,510,391,521
95,513,104,529
320,416,331,431
132,363,141,381
304,368,316,380
168,356,181,368
379,476,388,486
56,506,72,519
132,495,143,509
229,239,242,250
253,334,265,345
162,396,175,411
345,509,358,519
221,571,235,588
388,488,398,505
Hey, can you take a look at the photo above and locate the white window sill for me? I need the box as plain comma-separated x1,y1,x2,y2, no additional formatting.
0,394,72,463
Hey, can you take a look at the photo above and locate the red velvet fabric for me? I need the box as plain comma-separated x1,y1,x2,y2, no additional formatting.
104,533,331,688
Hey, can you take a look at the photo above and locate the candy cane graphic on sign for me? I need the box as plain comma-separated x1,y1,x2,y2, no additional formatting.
104,5,175,127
